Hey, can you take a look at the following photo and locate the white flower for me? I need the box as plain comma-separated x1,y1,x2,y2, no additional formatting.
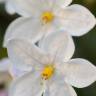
0,0,15,14
6,32,96,96
4,0,96,47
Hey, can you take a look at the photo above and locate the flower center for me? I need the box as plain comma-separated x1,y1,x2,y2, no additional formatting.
41,11,54,24
41,65,54,80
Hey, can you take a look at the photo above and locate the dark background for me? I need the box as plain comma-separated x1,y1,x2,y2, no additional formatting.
0,0,96,96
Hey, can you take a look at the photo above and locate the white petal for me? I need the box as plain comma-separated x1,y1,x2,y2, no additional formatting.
8,0,51,17
9,71,43,96
57,4,96,36
43,81,77,96
7,39,49,70
10,63,33,78
0,58,12,83
47,0,72,11
64,58,96,88
0,58,25,79
39,31,75,62
4,17,45,47
0,58,10,71
57,0,72,7
0,58,32,79
5,1,16,14
8,0,72,17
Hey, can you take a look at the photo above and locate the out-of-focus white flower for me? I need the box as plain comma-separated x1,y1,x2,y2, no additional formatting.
4,0,96,47
0,0,15,14
6,32,96,96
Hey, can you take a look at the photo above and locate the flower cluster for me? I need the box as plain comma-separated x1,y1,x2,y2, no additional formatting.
0,0,96,96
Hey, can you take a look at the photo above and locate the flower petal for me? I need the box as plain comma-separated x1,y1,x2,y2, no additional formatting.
8,0,51,17
47,0,72,11
4,17,45,47
0,59,12,84
5,1,16,14
9,71,43,96
0,58,10,71
10,63,33,79
8,0,72,17
57,4,96,36
43,81,77,96
7,39,49,70
0,58,33,79
64,58,96,88
39,31,75,62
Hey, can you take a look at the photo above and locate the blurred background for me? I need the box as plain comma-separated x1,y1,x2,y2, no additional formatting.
0,0,96,96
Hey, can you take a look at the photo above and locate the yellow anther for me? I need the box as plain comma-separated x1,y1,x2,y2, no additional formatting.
41,65,54,80
41,11,54,24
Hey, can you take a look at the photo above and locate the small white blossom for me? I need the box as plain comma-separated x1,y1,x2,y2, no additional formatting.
4,0,96,47
6,32,96,96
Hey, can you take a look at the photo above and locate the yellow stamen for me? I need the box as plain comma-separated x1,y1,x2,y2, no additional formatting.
41,11,54,24
41,65,54,80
